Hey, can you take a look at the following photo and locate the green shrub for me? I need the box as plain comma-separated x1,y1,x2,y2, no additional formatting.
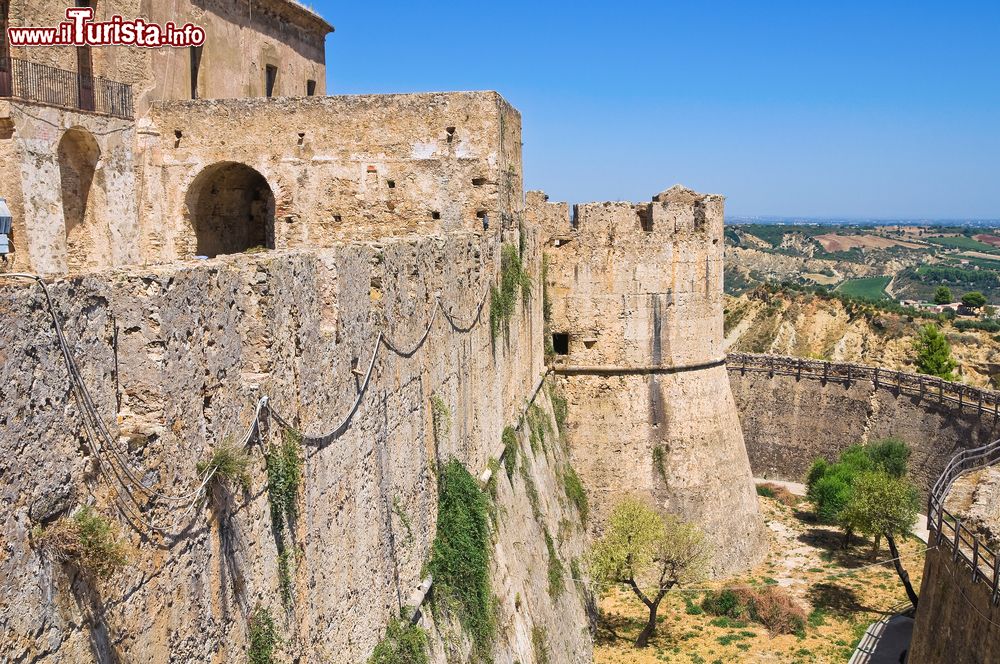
369,619,429,664
490,243,532,340
562,465,588,523
38,505,128,580
428,460,495,658
756,484,775,498
248,606,279,664
684,595,704,615
197,439,251,492
702,589,741,618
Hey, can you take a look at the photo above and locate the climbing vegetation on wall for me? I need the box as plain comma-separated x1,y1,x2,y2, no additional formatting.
368,619,430,664
248,605,280,664
526,403,551,454
428,459,495,660
562,465,589,524
546,380,568,436
490,243,532,341
501,426,518,481
266,428,303,610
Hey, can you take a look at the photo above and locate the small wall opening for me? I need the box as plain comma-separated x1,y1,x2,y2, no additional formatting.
265,64,278,98
638,206,653,232
190,46,203,99
187,162,275,258
306,79,316,96
552,333,570,356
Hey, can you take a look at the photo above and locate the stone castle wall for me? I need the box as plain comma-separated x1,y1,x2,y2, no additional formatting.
728,367,998,494
0,101,139,275
0,230,592,662
1,91,518,275
4,0,330,114
140,92,522,263
532,187,767,577
909,547,1000,663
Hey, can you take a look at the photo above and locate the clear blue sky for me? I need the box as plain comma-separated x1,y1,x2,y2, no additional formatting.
318,1,1000,219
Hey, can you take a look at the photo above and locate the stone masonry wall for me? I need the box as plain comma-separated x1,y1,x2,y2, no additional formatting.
5,0,330,115
728,368,998,494
909,547,1000,664
139,92,521,263
531,187,767,577
0,229,591,662
0,101,139,275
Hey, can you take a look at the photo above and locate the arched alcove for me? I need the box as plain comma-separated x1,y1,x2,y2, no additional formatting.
186,162,275,258
58,127,106,272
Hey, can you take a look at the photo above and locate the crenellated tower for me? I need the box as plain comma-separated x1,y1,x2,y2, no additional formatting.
530,185,768,575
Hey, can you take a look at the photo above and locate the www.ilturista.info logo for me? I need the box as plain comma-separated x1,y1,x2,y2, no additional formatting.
7,7,206,48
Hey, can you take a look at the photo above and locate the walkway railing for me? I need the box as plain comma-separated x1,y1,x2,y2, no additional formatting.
726,352,1000,604
726,352,1000,420
927,437,1000,605
0,57,133,119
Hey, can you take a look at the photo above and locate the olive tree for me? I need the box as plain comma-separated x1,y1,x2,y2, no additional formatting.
840,471,920,607
589,496,709,648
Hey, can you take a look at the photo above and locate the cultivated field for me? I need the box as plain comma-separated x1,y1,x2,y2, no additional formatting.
815,233,922,252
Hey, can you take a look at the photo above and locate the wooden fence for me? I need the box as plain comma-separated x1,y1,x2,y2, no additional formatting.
726,352,1000,421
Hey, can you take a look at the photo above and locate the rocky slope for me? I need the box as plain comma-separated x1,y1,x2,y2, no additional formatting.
724,289,1000,387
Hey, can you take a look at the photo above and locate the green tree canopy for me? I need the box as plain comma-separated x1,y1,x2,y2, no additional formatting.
961,291,988,309
839,471,921,606
914,324,957,380
590,496,709,648
933,286,953,304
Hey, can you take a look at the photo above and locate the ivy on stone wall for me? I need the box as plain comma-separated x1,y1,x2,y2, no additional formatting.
428,459,496,661
490,243,532,341
266,429,303,610
368,619,429,664
248,605,280,664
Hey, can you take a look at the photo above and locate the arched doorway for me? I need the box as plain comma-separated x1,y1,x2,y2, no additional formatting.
58,127,107,272
187,162,275,258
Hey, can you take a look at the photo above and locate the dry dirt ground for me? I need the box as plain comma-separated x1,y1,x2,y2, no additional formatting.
593,492,926,664
814,234,924,252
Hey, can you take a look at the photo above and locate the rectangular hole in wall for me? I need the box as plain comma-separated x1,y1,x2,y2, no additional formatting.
552,333,569,356
265,64,278,98
306,79,316,96
638,206,653,232
189,45,203,99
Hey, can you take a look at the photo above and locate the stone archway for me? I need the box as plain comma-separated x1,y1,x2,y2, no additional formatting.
58,126,108,273
186,162,275,258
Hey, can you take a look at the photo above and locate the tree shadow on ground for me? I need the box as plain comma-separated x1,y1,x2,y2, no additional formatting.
594,608,676,649
808,582,891,618
797,527,880,569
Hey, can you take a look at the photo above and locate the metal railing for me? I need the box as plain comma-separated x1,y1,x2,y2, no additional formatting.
726,352,1000,603
0,57,133,119
726,352,1000,420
